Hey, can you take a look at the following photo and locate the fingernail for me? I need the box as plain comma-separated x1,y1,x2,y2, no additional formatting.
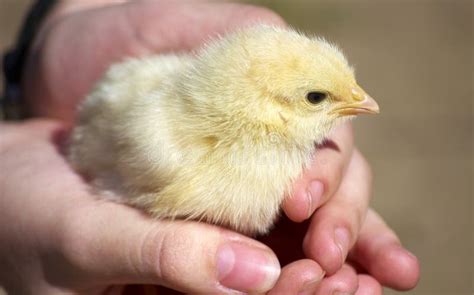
306,181,324,218
334,227,351,266
298,273,324,295
217,242,280,293
402,248,418,260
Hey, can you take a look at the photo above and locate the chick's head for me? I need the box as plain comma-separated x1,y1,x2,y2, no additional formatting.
185,25,379,149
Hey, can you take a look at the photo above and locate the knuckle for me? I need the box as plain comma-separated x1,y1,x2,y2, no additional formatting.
152,223,217,286
155,226,181,282
135,225,165,280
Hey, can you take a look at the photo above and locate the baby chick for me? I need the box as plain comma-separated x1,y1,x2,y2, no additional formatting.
69,25,379,235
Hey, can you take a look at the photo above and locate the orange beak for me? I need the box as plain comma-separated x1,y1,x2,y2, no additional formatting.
331,85,380,116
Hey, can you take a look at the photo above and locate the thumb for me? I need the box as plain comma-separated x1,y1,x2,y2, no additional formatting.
57,201,281,293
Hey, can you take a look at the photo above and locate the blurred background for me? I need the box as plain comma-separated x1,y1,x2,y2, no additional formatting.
1,0,472,294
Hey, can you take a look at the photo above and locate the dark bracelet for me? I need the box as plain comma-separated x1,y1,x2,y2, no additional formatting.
1,0,58,120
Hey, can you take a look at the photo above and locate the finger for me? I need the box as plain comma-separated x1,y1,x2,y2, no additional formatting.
354,275,383,295
56,200,281,294
314,264,359,295
348,209,420,290
25,1,285,121
283,123,355,222
268,259,324,295
303,149,372,275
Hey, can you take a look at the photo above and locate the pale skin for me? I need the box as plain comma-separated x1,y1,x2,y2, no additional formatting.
0,0,420,294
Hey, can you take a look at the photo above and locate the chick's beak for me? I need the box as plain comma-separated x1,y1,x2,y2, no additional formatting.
332,85,380,116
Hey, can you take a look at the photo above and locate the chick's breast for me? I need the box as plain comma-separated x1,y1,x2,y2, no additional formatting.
145,133,309,234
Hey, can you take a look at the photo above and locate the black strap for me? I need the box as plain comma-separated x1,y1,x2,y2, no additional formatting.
2,0,58,120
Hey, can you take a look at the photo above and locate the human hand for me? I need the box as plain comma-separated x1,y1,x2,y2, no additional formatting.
0,119,417,295
0,119,284,294
16,0,419,293
262,122,420,294
0,121,418,295
22,0,285,122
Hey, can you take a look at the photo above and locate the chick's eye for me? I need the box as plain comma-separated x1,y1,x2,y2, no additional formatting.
306,91,328,105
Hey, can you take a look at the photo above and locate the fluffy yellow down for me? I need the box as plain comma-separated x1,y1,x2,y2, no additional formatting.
69,25,377,235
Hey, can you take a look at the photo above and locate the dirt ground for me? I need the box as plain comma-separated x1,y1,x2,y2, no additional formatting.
1,0,472,294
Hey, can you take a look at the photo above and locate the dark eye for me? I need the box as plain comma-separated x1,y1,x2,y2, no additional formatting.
306,91,328,104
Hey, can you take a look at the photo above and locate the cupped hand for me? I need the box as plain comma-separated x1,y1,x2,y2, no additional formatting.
263,123,419,294
0,119,281,294
0,120,418,295
15,0,420,293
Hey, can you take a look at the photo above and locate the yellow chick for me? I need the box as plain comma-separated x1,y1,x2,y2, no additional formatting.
69,25,379,235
